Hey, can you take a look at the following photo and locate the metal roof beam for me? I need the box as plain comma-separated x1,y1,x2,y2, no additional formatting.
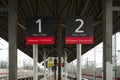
80,0,91,16
113,7,120,11
38,0,43,16
17,23,26,30
43,0,55,16
2,0,7,7
1,0,26,31
17,0,26,19
18,7,25,19
67,0,75,16
26,0,34,16
1,0,25,19
0,7,8,12
58,0,70,16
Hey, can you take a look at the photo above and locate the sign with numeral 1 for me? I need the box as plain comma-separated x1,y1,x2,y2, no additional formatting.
65,17,93,44
26,17,54,44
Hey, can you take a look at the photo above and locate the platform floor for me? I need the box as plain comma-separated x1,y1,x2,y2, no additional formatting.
40,75,70,80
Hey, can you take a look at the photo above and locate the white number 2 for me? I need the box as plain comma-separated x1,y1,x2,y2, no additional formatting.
75,19,84,33
36,19,41,33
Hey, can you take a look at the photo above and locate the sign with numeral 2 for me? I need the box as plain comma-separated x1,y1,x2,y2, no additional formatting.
65,17,93,44
26,17,54,44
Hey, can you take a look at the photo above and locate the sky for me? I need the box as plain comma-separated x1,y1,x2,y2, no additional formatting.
72,32,120,68
81,43,103,68
0,37,43,68
0,32,120,68
0,37,31,61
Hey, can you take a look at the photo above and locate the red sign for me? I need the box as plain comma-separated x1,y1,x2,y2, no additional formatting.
61,62,64,67
26,37,54,44
66,17,93,44
66,37,93,44
57,62,64,67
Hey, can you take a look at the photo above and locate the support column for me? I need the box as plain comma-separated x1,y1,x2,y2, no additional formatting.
33,45,38,80
94,48,96,80
65,49,68,80
103,0,113,80
77,44,82,80
49,67,50,77
54,57,57,80
44,49,46,80
58,28,62,80
8,0,17,80
113,34,117,80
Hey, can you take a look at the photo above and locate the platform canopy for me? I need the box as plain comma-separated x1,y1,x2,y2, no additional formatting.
0,0,120,62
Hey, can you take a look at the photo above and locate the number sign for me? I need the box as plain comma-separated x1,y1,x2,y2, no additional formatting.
65,17,93,44
26,17,54,44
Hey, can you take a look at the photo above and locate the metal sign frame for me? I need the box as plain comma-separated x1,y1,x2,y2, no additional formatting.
65,17,93,44
26,16,54,44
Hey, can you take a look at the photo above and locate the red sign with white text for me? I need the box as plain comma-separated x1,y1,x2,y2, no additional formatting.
26,37,54,44
65,37,93,44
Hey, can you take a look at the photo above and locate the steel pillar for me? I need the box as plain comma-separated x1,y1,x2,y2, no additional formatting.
94,48,96,80
77,44,82,80
8,0,17,80
113,34,117,80
44,49,46,80
33,45,38,80
103,0,113,80
54,57,57,80
58,28,62,80
65,49,68,80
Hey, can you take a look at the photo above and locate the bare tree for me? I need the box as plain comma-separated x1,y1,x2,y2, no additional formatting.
0,60,8,69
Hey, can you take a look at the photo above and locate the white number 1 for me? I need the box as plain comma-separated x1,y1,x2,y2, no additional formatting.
75,19,84,33
36,19,41,33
